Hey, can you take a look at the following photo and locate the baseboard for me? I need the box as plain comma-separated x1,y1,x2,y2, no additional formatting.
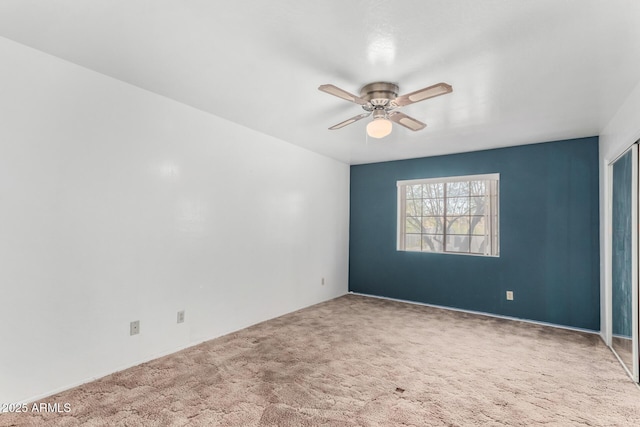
349,291,600,335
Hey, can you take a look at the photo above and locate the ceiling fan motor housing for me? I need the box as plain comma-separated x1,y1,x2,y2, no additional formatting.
360,82,399,109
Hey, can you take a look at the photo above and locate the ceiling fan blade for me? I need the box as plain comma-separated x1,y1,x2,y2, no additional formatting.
319,84,368,105
328,112,371,130
388,112,427,131
394,82,452,106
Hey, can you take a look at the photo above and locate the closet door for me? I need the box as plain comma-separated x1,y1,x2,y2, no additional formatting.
610,144,638,381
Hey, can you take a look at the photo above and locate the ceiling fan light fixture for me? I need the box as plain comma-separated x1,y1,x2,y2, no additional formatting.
366,117,392,139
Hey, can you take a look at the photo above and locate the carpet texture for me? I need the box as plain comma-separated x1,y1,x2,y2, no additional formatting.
3,294,640,426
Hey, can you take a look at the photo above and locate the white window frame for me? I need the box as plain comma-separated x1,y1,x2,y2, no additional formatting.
397,173,500,257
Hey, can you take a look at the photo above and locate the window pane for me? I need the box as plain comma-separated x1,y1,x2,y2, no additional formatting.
470,236,488,254
406,199,422,216
406,185,423,199
424,183,444,198
405,218,422,233
422,216,443,234
446,235,470,253
422,235,444,252
405,234,421,251
446,216,470,234
446,197,470,215
422,198,444,216
398,174,498,257
469,196,486,215
447,181,469,197
469,180,486,196
469,216,486,235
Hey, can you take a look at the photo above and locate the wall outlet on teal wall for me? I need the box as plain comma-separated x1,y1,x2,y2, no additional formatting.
506,291,514,301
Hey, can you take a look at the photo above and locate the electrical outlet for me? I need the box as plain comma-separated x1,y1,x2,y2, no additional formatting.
321,277,325,286
130,320,140,335
506,291,514,301
177,310,185,324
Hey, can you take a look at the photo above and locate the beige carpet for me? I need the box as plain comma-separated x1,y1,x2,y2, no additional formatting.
3,294,640,426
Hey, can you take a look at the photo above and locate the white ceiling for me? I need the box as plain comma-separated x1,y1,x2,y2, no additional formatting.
0,0,639,165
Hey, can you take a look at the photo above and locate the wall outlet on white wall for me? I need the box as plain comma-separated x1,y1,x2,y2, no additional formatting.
130,320,140,335
321,277,325,286
506,291,514,301
177,310,185,324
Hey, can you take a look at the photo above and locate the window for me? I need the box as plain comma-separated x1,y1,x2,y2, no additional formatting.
397,173,499,256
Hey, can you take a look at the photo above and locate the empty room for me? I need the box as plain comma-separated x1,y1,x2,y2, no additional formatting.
2,1,640,426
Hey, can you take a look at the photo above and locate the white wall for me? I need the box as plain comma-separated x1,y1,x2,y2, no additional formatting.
0,37,350,403
599,78,640,342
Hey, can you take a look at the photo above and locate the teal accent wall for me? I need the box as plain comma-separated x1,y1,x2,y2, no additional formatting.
349,137,600,330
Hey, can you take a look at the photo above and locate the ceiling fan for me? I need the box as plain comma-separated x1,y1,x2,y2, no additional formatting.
318,81,453,138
